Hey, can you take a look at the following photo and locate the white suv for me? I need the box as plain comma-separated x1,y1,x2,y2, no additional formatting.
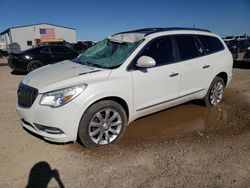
16,28,233,147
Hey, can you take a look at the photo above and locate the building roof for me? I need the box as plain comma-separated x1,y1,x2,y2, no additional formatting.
0,23,76,35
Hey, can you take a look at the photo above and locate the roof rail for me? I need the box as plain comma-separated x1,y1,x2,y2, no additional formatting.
113,27,211,36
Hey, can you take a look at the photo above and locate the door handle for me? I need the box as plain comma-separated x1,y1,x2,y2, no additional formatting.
202,65,210,69
169,72,179,77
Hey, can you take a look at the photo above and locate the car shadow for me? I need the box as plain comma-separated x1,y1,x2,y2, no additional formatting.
0,63,8,66
26,161,65,188
11,70,27,75
233,60,250,69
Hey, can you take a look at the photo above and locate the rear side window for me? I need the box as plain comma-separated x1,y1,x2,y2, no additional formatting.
140,36,174,66
198,35,224,54
51,46,71,54
175,35,201,61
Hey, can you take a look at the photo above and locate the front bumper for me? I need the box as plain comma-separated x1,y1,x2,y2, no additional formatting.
16,94,86,143
8,57,28,72
20,119,68,142
7,58,14,69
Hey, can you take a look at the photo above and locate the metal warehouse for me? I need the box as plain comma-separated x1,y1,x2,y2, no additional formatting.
0,23,76,52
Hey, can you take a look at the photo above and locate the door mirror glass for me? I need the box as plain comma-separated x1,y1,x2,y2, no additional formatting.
136,56,156,68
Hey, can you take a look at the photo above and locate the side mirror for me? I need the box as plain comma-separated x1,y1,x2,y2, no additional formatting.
136,56,156,68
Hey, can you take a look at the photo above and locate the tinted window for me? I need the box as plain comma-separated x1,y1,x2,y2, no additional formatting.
175,35,201,61
40,47,50,54
50,46,72,54
198,35,224,54
27,41,32,46
140,37,174,66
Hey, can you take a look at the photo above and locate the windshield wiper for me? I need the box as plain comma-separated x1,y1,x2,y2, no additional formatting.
81,61,105,69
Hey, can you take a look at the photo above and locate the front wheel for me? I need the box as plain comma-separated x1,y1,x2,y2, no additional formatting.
78,100,127,147
203,77,225,106
27,60,43,72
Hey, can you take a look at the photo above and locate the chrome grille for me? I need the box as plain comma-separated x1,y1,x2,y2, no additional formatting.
17,83,38,108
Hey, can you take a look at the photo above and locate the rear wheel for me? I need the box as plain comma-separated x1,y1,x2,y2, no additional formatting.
78,100,127,147
203,77,225,106
27,60,43,72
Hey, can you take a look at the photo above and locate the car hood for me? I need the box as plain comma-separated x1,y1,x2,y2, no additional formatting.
22,60,111,93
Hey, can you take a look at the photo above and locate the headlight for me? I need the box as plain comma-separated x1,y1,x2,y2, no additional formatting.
40,84,87,107
25,55,32,59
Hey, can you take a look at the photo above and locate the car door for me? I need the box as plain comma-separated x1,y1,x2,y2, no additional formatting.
174,35,212,97
50,46,72,62
131,36,180,114
49,46,63,62
65,47,79,59
39,47,53,64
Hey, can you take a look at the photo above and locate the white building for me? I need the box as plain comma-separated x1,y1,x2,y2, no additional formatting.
0,23,76,52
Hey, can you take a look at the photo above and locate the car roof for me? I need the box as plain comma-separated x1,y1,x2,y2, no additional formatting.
110,27,212,43
23,45,73,53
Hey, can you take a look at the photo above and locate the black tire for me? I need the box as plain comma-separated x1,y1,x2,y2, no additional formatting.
203,76,225,107
27,60,43,72
78,100,127,147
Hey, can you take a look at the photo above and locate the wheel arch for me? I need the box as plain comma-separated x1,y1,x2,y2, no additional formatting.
215,72,228,86
27,59,43,68
86,96,130,120
29,59,44,64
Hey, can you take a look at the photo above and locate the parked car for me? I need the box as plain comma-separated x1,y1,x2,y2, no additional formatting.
244,45,250,59
226,39,250,52
0,49,8,57
72,41,88,53
83,41,96,48
8,45,79,72
223,35,248,42
72,41,96,53
225,39,250,59
16,28,233,147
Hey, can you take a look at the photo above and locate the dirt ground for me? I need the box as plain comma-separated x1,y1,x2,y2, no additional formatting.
0,58,250,188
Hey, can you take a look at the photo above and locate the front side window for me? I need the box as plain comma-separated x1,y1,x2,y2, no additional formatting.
175,35,201,61
139,36,174,66
40,47,50,54
77,38,143,69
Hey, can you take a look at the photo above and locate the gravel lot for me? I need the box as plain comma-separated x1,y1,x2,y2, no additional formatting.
0,58,250,188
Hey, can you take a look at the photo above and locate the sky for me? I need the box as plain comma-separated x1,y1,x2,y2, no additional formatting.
0,0,249,41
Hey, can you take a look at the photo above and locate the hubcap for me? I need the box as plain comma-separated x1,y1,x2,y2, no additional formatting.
88,108,122,145
209,81,224,105
29,63,41,71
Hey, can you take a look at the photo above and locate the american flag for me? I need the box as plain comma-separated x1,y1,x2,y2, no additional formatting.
40,28,55,38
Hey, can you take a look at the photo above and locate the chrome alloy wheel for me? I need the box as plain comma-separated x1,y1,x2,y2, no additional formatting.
88,108,122,145
209,81,224,105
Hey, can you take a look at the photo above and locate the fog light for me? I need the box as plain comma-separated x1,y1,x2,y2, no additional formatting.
34,123,64,134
